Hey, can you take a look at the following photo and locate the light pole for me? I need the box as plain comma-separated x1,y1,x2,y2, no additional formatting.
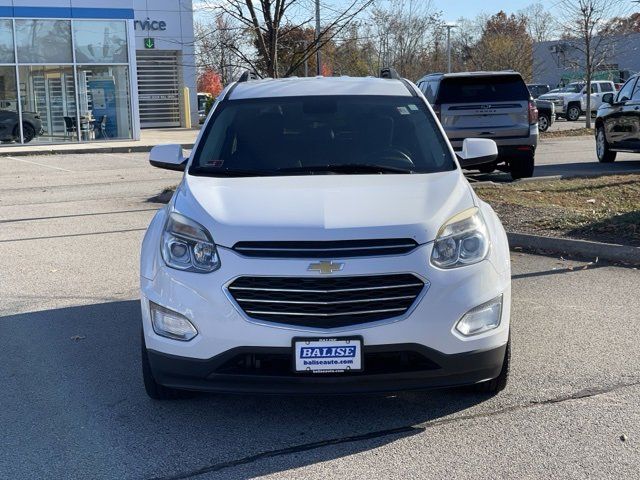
445,22,457,73
315,0,321,75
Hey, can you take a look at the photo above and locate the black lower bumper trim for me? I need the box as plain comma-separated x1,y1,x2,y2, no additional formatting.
146,343,507,395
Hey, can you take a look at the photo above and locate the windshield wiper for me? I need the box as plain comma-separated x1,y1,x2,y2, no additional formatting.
277,163,414,174
191,167,273,177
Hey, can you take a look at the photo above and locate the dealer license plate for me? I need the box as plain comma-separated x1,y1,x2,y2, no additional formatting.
293,337,363,373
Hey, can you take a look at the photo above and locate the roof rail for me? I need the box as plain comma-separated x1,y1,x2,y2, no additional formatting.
237,70,260,82
379,67,401,80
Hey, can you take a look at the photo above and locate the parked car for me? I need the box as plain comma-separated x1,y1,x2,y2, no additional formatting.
535,99,555,132
417,71,538,179
197,92,212,124
0,110,42,143
539,80,616,121
527,83,550,99
140,72,512,399
595,73,640,162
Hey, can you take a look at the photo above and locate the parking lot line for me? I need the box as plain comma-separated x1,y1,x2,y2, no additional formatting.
5,155,74,173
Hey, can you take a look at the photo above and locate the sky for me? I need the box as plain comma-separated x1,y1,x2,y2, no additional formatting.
432,0,537,20
194,0,543,22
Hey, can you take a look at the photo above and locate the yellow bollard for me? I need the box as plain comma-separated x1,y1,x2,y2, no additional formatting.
183,87,191,129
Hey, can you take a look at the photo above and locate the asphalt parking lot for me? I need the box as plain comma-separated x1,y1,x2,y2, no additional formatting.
466,124,640,181
1,150,639,479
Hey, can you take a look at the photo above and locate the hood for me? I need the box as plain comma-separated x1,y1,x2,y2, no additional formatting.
539,91,573,101
172,170,474,248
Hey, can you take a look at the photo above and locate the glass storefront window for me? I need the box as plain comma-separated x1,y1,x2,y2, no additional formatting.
74,21,128,64
15,20,73,64
0,20,15,63
1,19,135,146
18,65,78,143
76,65,132,140
0,67,21,144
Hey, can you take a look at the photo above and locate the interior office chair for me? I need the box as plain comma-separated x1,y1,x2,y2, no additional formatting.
96,115,108,139
63,116,77,138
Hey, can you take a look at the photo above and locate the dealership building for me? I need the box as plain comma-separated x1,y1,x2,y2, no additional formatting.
0,0,197,146
533,34,640,87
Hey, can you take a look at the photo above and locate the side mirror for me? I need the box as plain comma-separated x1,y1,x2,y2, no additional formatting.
456,138,498,168
602,93,614,105
149,144,187,171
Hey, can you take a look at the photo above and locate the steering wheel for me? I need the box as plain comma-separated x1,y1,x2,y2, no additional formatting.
368,147,414,168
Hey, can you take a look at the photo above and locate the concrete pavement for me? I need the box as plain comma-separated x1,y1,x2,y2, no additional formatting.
0,128,199,156
0,152,639,479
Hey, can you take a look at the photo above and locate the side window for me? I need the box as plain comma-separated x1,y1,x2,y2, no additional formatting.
600,83,613,93
428,80,439,103
617,78,637,102
590,83,598,94
421,79,436,103
632,80,640,101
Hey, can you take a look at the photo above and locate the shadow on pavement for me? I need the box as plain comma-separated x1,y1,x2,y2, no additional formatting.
0,301,492,479
465,160,640,183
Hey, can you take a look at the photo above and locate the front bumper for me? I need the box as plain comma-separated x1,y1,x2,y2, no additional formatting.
140,204,512,393
145,343,507,394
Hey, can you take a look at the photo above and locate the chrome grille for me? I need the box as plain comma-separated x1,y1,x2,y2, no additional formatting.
228,274,426,328
232,239,418,258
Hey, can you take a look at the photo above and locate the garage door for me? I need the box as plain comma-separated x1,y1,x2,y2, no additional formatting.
136,51,181,128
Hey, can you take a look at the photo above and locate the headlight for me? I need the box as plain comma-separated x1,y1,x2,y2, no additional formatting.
431,207,489,268
161,212,221,272
149,301,198,341
455,295,503,336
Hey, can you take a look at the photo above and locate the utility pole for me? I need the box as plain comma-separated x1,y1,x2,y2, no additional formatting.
445,23,457,73
315,0,321,75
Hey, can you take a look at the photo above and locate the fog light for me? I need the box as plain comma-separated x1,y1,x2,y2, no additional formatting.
455,295,503,336
149,301,197,341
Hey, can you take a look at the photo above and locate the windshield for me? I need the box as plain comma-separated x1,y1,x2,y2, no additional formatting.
437,75,529,103
561,83,584,93
190,95,455,176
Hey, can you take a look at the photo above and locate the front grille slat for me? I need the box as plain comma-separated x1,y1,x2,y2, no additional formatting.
228,282,424,294
232,239,418,258
228,274,426,328
234,294,417,305
245,307,408,317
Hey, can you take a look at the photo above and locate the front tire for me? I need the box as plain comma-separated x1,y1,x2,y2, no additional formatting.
538,114,550,132
567,104,581,122
141,332,194,400
596,126,616,163
473,340,510,394
13,123,37,143
510,152,535,180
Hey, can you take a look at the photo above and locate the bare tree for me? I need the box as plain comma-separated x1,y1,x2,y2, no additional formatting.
195,14,246,85
556,0,632,128
520,2,555,43
199,0,373,78
364,0,442,80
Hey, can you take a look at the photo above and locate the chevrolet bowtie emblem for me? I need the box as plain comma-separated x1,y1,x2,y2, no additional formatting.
307,261,344,274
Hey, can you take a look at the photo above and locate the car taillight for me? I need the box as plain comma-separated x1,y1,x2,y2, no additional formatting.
528,101,538,125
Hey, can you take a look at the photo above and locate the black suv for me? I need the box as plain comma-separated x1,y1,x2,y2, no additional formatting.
527,84,550,99
595,74,640,163
417,71,538,179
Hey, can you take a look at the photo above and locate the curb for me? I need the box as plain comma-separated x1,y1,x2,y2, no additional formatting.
507,232,640,266
2,143,195,157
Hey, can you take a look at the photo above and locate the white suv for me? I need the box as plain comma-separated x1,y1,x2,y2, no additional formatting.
140,73,512,399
